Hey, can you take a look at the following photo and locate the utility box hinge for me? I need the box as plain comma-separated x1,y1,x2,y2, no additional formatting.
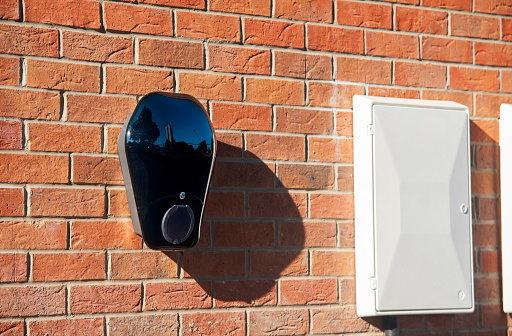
370,277,378,290
367,124,374,135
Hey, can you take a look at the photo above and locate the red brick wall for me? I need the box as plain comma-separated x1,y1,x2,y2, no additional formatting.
0,0,509,334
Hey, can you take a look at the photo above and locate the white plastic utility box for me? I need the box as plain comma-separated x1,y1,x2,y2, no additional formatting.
501,104,512,313
353,95,474,317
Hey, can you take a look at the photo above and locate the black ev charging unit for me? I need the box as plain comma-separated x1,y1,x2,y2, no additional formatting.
118,92,216,250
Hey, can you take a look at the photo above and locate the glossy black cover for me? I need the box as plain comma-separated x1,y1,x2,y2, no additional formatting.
122,93,215,250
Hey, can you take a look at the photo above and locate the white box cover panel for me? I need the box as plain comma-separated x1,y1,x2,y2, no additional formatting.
353,95,474,317
500,104,512,313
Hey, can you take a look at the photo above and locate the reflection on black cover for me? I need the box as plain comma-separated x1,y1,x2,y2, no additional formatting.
124,93,214,249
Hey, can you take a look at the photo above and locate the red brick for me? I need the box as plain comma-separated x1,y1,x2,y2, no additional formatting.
336,56,391,85
179,72,241,101
182,312,245,336
249,309,309,335
308,25,363,53
308,137,353,162
336,111,353,136
31,187,105,217
33,252,105,281
367,86,420,99
0,153,68,183
366,31,419,59
26,59,100,93
214,221,274,247
478,196,499,222
0,253,27,282
244,18,304,48
481,304,508,328
216,132,243,158
214,280,277,307
211,102,271,131
176,11,239,42
423,0,470,10
503,70,512,93
0,321,23,335
308,82,364,108
451,13,499,39
70,284,141,314
0,88,60,120
274,51,306,79
276,107,332,135
246,78,303,105
276,0,332,23
0,0,18,19
248,192,307,218
204,191,245,218
277,163,333,189
422,90,473,113
0,24,58,57
104,2,172,36
503,18,512,41
30,318,103,336
395,61,446,88
422,37,472,63
246,133,305,161
111,251,177,279
450,67,498,92
0,286,65,317
139,0,204,9
475,0,512,14
475,145,499,169
337,0,391,28
340,278,356,304
67,94,137,123
427,310,479,329
71,221,141,249
250,250,308,276
279,221,336,247
338,166,354,191
28,123,102,153
109,189,130,217
475,42,512,67
306,54,332,80
281,278,337,305
0,120,22,150
145,281,212,310
109,314,178,336
209,45,269,75
62,31,133,64
107,126,122,154
475,93,512,118
0,56,19,85
312,250,355,275
472,171,499,195
182,251,245,278
72,155,123,185
210,0,268,15
474,224,499,247
339,221,355,247
139,38,203,69
105,66,173,95
310,193,354,219
25,0,99,28
396,6,447,34
0,221,67,249
214,161,274,188
311,307,371,334
480,250,500,273
471,119,499,143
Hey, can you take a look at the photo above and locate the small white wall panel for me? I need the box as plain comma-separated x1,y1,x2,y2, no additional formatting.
354,95,474,317
500,104,512,313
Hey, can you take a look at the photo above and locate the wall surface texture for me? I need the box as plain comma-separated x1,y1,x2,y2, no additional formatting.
0,0,510,335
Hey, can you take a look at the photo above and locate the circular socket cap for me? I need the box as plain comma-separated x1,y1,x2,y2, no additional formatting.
161,205,194,244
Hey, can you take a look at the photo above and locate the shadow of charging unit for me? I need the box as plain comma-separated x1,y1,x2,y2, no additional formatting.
118,92,216,250
353,95,474,316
